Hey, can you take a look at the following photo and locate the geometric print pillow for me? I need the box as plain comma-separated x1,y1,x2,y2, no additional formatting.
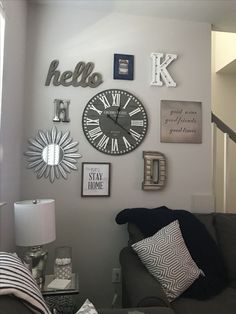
132,220,204,302
76,299,98,314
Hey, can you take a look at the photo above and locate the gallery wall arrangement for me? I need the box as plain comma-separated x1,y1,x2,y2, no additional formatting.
2,3,212,307
25,52,202,195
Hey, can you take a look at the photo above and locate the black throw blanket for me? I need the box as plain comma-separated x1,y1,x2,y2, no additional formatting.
116,206,228,300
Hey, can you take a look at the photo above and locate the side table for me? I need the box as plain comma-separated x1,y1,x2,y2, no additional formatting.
41,273,79,314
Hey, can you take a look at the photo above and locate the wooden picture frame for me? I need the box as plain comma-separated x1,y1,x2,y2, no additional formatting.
81,162,111,197
113,53,134,80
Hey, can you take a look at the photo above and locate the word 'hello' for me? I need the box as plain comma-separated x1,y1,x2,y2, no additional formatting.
45,60,103,88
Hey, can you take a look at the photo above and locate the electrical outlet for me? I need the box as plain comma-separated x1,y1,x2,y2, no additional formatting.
112,268,121,283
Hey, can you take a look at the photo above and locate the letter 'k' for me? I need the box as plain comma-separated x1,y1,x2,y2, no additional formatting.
150,52,177,87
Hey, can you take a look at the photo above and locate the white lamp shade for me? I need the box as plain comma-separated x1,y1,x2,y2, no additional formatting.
14,199,56,247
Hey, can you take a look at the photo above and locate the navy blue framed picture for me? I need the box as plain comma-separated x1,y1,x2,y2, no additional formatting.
113,53,134,80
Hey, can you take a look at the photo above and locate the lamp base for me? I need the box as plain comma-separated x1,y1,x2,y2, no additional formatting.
24,246,48,288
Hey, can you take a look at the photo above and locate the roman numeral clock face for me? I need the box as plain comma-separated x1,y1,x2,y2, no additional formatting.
82,89,148,155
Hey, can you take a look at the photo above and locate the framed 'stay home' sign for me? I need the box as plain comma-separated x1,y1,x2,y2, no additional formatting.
81,162,111,197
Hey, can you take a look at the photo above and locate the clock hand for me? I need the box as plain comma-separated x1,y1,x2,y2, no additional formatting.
115,106,121,122
107,114,131,135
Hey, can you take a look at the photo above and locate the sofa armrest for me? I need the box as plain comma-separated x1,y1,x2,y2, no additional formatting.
120,246,171,308
0,295,34,314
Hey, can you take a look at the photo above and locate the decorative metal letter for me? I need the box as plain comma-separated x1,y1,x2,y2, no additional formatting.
150,52,177,87
53,99,70,123
142,151,167,190
45,59,103,88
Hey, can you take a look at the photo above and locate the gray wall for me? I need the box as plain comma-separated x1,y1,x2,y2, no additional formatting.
21,2,212,307
1,0,213,308
0,0,27,251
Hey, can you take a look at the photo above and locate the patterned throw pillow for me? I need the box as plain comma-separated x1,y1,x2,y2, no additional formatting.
76,299,98,314
132,220,203,302
0,252,51,314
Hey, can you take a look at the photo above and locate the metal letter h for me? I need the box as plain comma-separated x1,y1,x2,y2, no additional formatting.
53,99,70,122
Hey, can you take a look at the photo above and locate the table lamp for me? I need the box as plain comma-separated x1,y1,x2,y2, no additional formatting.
14,199,56,287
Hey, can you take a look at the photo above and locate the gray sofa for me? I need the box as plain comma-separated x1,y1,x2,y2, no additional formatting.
0,295,34,314
119,212,236,314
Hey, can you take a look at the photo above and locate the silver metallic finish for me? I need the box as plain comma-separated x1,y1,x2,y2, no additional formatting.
142,151,167,190
25,127,82,183
53,99,70,122
24,246,48,288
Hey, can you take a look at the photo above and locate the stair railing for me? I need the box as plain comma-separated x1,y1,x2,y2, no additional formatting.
211,113,236,212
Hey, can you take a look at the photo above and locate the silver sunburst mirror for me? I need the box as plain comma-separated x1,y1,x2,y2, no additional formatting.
24,127,82,183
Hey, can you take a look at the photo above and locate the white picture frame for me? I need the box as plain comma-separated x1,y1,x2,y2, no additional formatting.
81,162,111,197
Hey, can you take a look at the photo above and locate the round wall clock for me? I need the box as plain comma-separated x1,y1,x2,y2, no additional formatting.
82,89,148,155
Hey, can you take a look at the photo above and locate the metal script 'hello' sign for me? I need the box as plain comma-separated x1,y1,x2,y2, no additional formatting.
45,60,103,88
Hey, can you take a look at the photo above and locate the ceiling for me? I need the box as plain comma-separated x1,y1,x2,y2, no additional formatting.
31,0,236,33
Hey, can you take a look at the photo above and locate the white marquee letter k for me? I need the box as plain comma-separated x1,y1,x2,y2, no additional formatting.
150,52,177,87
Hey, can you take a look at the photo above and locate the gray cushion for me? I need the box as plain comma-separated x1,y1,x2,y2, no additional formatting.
172,287,236,314
214,214,236,280
120,247,170,308
128,223,145,245
229,280,236,290
194,213,217,242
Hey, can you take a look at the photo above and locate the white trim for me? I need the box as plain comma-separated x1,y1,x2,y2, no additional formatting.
211,123,217,205
0,1,5,18
223,133,229,213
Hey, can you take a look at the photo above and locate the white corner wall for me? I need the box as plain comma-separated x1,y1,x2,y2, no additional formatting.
213,31,236,73
212,31,236,130
0,0,27,251
19,2,212,307
211,31,236,213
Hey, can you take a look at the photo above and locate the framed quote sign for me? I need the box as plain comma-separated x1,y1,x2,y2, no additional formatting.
160,100,202,143
81,162,111,197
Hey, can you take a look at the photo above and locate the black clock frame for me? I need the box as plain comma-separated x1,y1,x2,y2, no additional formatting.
82,89,148,155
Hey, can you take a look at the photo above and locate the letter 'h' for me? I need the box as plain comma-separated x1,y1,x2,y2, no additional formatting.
53,99,70,122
